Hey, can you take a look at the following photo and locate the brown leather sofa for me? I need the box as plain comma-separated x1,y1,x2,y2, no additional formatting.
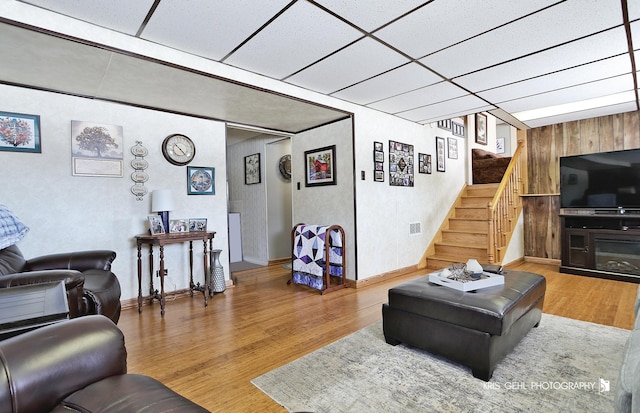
0,244,122,323
0,315,209,412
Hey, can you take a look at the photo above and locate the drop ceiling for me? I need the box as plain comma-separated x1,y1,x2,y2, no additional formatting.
4,0,640,130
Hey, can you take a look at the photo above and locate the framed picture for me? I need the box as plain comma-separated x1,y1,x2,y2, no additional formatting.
169,218,189,233
0,111,41,153
187,166,215,195
452,121,465,137
71,120,124,177
374,141,383,151
189,218,207,232
447,137,458,159
148,215,165,235
374,170,385,182
418,153,432,174
496,137,505,154
437,119,451,131
244,153,261,185
436,137,446,172
374,150,384,163
304,145,336,187
389,140,414,187
475,113,488,145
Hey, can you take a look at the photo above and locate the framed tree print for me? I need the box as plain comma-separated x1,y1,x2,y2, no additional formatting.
0,111,41,153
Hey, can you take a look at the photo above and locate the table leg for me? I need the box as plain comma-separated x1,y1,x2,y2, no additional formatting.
203,238,209,306
159,245,166,316
208,238,214,297
148,245,155,299
189,241,194,295
137,241,143,313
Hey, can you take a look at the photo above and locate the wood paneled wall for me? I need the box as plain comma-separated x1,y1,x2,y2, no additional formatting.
523,110,640,260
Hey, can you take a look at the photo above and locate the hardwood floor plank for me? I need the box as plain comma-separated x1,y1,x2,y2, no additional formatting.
116,262,637,412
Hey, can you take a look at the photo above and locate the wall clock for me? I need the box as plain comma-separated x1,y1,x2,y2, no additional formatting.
162,134,195,166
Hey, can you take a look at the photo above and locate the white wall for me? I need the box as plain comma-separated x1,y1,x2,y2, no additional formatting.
266,139,292,260
0,85,229,302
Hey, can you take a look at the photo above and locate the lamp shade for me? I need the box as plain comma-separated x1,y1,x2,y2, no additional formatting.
151,189,175,212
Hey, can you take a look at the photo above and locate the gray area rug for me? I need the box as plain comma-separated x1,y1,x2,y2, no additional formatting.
252,314,628,412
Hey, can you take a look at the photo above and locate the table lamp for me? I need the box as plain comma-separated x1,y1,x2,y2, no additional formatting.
151,189,175,233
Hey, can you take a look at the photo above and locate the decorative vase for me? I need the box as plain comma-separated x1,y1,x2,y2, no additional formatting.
211,249,226,293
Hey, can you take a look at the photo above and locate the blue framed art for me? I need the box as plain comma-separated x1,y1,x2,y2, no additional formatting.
0,111,41,153
187,166,215,195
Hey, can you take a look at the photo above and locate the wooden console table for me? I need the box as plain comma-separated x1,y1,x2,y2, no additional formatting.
135,231,216,316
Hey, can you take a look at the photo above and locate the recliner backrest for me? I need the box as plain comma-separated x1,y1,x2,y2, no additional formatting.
0,245,26,276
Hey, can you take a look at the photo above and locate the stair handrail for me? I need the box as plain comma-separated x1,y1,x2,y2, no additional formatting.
486,140,525,263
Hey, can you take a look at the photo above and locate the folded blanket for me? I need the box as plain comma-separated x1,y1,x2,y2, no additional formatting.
292,225,343,289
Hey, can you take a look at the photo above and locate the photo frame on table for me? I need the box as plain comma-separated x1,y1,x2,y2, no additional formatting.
447,137,458,159
169,219,189,233
475,113,488,145
244,153,261,185
189,218,207,232
148,215,165,235
187,166,215,195
0,111,41,153
418,153,432,174
304,145,336,187
436,137,446,172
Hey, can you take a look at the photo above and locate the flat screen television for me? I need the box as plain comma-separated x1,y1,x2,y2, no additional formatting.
560,148,640,210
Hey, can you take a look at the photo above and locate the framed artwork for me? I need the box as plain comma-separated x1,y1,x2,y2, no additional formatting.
389,140,414,187
187,166,215,195
304,145,336,187
418,153,432,174
374,170,385,182
189,218,207,232
437,119,452,131
374,141,383,151
71,120,123,177
169,219,189,233
436,136,446,172
496,137,506,154
148,215,165,235
374,150,384,163
447,137,458,159
244,153,261,184
475,113,488,145
452,121,465,137
373,141,384,182
0,111,41,153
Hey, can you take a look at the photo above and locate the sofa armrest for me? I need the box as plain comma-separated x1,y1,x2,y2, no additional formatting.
25,250,116,272
0,315,126,412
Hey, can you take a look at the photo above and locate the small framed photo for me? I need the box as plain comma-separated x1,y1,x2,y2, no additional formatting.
374,170,385,182
418,153,432,174
189,218,207,232
0,111,41,153
245,153,261,185
169,219,189,233
437,119,451,131
148,215,165,235
496,137,505,154
436,137,446,172
374,141,383,151
452,121,465,137
187,166,215,195
304,145,336,187
374,150,384,162
476,113,488,145
447,137,458,159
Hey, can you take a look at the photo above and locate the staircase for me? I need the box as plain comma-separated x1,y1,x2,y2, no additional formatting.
423,142,524,270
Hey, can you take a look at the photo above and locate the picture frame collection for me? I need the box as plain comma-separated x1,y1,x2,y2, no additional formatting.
148,216,208,235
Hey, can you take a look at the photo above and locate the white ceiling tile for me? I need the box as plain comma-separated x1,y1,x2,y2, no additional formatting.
522,102,638,128
396,95,492,122
224,1,362,79
375,0,559,58
630,20,640,51
455,27,629,92
499,74,635,113
421,0,624,77
141,0,290,61
331,63,442,105
477,55,632,103
313,0,427,31
367,81,467,113
18,0,155,35
286,37,409,94
628,0,640,20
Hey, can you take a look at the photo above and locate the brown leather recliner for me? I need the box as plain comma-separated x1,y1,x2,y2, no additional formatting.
0,315,209,413
0,244,122,323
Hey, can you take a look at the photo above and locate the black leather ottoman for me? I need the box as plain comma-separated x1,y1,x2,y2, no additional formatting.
382,270,545,381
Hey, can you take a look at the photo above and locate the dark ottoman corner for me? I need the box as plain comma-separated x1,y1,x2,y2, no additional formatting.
382,269,546,381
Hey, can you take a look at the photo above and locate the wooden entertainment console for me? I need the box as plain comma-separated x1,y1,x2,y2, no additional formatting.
560,210,640,283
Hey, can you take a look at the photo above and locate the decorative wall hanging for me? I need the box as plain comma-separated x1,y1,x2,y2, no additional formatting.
130,141,149,200
418,153,432,174
389,140,414,187
278,154,291,180
304,145,336,187
373,141,384,182
447,137,458,159
437,119,452,131
436,137,446,172
0,111,41,153
71,120,123,177
475,113,488,145
245,153,261,184
187,166,215,195
452,121,465,137
496,137,505,154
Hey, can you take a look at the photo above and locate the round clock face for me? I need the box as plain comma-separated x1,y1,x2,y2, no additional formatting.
162,134,195,166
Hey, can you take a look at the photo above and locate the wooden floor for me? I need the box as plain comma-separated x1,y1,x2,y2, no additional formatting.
117,261,638,412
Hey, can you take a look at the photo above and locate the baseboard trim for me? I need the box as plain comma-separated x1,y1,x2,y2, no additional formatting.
523,256,561,266
353,265,420,288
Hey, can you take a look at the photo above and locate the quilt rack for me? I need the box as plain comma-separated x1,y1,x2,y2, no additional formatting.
288,223,346,294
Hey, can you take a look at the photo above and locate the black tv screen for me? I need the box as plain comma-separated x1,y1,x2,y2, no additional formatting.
560,148,640,209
